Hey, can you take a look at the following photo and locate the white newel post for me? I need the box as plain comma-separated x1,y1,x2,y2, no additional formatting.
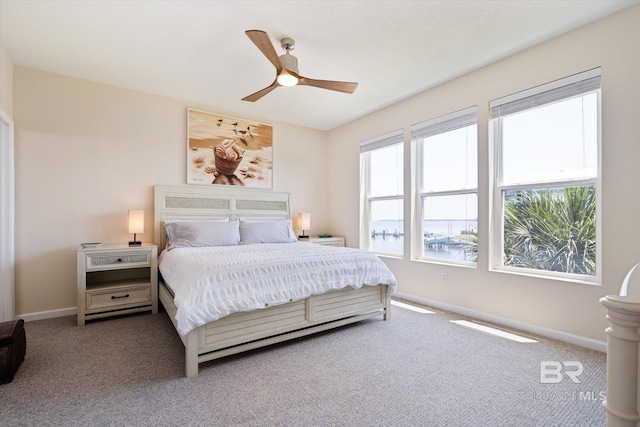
600,295,640,427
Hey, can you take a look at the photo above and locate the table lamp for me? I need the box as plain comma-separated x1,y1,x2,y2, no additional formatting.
128,209,144,246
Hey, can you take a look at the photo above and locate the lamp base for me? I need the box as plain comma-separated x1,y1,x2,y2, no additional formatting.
128,241,142,246
298,235,309,239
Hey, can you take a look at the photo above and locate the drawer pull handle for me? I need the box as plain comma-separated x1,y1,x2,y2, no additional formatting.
111,294,130,300
117,258,123,263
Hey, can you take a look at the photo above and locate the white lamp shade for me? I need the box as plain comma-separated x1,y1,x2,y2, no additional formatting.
128,210,144,234
297,212,311,230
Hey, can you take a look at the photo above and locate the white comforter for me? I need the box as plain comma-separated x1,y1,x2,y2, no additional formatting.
159,242,397,335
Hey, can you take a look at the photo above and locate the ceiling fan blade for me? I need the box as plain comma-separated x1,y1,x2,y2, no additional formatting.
298,76,358,94
242,79,280,102
245,30,282,73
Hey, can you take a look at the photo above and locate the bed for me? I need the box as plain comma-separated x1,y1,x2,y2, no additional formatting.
154,185,396,377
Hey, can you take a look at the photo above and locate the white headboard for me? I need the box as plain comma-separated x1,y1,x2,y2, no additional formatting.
154,185,292,248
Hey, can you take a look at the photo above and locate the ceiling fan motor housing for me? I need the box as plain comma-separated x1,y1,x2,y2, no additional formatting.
279,38,298,73
279,52,298,74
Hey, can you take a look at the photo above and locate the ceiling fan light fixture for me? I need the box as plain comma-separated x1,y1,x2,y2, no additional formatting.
277,70,299,87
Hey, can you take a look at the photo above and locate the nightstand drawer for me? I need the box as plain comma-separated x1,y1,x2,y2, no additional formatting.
314,240,343,247
86,283,151,311
308,237,345,247
86,251,151,271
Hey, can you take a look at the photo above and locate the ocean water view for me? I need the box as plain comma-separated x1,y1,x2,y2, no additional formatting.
371,219,477,260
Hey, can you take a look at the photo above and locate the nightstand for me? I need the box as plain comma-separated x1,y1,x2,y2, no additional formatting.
77,243,158,326
308,236,345,247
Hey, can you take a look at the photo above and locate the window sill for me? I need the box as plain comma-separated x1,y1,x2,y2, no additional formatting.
489,266,601,287
411,257,477,269
369,251,404,260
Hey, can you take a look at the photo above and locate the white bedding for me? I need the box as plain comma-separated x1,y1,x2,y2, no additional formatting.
159,242,397,335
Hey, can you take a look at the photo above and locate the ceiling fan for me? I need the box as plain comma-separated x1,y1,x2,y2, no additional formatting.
242,30,358,102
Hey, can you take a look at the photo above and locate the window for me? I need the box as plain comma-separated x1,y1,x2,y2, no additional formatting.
491,68,600,281
412,107,478,264
360,130,404,256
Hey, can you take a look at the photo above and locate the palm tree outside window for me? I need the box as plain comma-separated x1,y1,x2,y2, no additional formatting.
490,68,601,282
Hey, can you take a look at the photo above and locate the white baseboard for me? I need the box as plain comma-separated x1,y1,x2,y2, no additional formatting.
17,306,77,322
16,296,608,352
394,292,607,353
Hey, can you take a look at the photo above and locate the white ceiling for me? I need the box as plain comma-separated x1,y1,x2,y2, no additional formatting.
0,0,636,131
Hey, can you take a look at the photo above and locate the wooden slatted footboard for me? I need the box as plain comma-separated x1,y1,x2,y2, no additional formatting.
159,281,390,377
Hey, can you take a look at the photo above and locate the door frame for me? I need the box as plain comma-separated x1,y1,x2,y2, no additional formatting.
0,109,15,321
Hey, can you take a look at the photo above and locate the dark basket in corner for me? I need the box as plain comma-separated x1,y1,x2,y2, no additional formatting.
0,319,26,384
214,152,242,176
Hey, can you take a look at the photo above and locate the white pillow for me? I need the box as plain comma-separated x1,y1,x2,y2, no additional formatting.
166,219,240,250
239,217,282,222
164,217,229,224
239,220,297,244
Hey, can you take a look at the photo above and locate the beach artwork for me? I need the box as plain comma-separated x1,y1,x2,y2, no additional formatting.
187,108,273,188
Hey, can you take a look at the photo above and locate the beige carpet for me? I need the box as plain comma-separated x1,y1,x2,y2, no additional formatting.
0,300,606,426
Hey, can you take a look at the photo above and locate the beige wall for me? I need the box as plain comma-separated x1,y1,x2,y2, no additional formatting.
13,68,328,315
327,5,640,344
0,45,13,117
8,5,640,345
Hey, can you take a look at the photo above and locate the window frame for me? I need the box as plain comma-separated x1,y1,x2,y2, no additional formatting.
359,130,405,256
490,68,602,284
411,106,478,266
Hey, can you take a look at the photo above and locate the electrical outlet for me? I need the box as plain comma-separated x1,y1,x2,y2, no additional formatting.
441,272,447,282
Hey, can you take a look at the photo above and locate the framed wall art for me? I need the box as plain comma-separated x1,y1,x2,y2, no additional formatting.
187,108,273,188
